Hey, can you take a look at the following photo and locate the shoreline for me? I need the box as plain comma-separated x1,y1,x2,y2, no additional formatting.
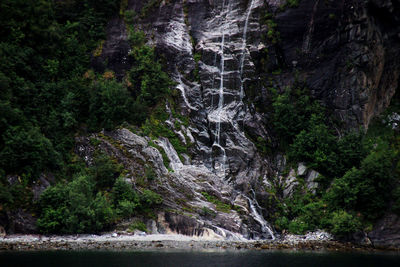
1,234,398,252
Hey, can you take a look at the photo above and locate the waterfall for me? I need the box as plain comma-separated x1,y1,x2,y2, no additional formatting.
239,0,256,101
213,0,230,178
215,0,227,146
245,193,275,240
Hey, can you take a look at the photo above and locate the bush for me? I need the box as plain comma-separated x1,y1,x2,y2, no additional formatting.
325,142,396,220
127,45,172,106
0,125,61,178
111,178,162,218
271,86,324,146
289,115,339,177
140,189,163,207
89,152,122,189
275,216,289,231
128,221,147,233
111,177,138,204
288,218,310,234
37,175,115,234
329,210,361,238
88,79,136,131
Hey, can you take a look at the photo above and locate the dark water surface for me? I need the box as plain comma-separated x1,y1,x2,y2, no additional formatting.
1,250,400,267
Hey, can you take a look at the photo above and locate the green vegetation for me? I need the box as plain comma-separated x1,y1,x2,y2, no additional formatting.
267,84,399,238
140,0,162,19
285,0,300,8
0,0,172,234
37,174,115,234
201,192,232,213
37,154,162,234
0,0,172,177
279,0,300,11
128,221,148,233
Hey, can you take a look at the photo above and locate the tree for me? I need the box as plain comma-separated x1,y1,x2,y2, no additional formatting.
289,115,339,177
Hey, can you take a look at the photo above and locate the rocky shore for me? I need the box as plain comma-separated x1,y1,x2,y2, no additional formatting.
1,231,398,252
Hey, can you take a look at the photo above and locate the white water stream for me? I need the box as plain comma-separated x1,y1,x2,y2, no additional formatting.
213,0,230,179
239,0,256,101
245,194,275,240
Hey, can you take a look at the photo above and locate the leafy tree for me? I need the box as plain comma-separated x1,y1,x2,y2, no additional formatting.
271,86,324,146
88,79,136,131
325,141,397,220
329,210,362,238
289,115,339,177
37,175,115,234
89,152,123,189
127,45,172,106
0,125,61,178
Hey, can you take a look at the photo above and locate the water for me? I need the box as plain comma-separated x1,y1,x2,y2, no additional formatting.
213,0,230,179
1,250,400,267
246,195,275,240
239,0,256,101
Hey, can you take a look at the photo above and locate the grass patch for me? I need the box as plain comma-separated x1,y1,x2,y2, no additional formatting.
201,192,232,213
128,221,148,233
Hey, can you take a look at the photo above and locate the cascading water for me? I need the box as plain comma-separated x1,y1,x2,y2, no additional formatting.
239,0,256,101
245,193,275,240
176,73,197,111
213,0,230,178
239,1,275,240
156,0,276,240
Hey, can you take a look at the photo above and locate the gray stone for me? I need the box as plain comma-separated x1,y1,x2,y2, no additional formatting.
297,163,307,176
369,213,400,248
305,170,320,194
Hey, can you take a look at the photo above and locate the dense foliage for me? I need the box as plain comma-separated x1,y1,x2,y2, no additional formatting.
0,0,170,233
268,84,400,238
37,153,162,234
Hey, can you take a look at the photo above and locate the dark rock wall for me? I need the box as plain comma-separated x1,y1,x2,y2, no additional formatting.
86,0,400,242
274,0,400,129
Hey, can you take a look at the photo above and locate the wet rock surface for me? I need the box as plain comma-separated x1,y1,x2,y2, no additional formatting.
274,0,400,129
81,0,400,245
3,0,399,248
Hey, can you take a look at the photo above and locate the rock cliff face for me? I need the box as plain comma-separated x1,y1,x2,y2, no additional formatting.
90,0,399,240
274,0,400,129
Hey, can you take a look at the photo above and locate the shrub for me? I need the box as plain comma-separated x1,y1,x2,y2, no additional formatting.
272,86,324,147
128,45,172,106
37,175,115,234
275,216,289,231
140,189,163,207
325,143,396,220
0,125,61,178
89,152,122,189
329,210,361,238
289,115,339,177
288,218,309,234
128,221,147,233
111,177,139,218
88,79,135,131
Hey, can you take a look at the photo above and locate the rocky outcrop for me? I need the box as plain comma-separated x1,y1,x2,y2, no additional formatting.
84,0,399,242
76,128,274,240
274,0,400,129
89,0,278,239
369,213,400,248
5,209,37,234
